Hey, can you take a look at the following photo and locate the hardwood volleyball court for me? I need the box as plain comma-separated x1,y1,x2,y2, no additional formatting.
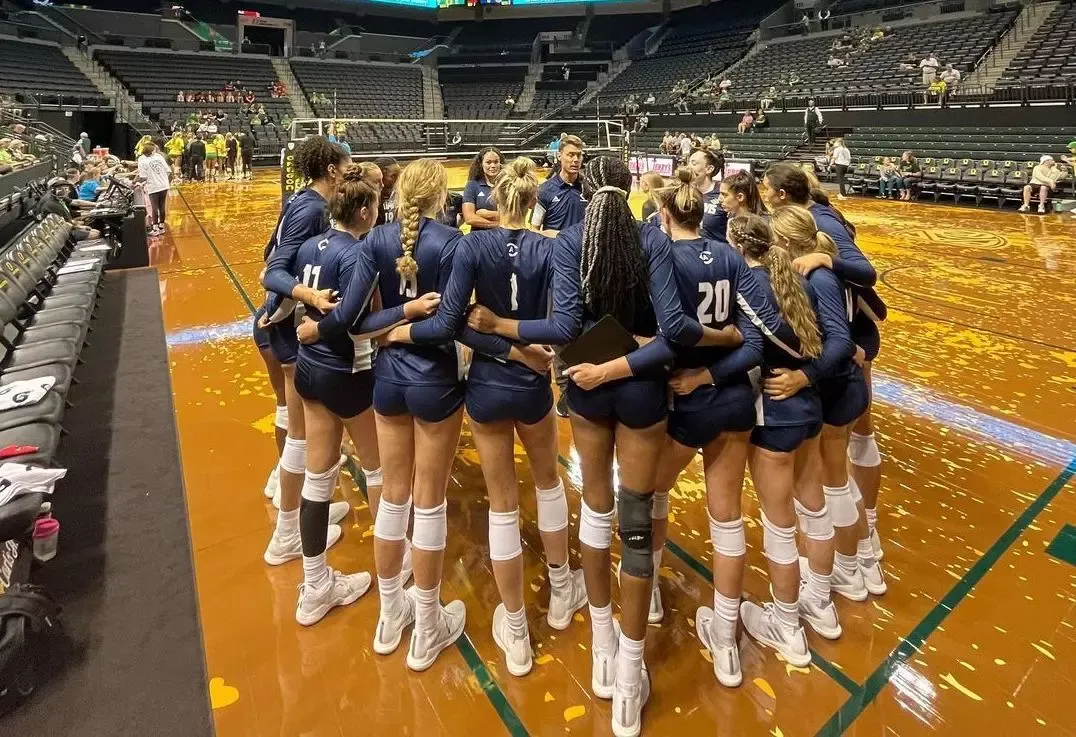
156,163,1076,737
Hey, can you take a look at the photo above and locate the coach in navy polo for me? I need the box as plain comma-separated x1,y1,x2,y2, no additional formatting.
532,134,585,232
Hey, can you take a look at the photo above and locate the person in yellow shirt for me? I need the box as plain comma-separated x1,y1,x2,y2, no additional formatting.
165,132,186,179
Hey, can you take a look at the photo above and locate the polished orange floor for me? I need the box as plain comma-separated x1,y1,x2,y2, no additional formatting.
155,165,1076,737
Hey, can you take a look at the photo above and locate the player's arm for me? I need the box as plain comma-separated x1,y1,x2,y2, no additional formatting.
643,225,705,346
262,211,322,303
801,273,854,384
733,256,802,357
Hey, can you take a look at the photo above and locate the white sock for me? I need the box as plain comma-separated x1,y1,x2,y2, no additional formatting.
589,603,616,652
805,565,832,605
857,537,877,568
547,561,570,591
713,591,739,645
506,606,527,637
414,584,441,632
275,508,298,538
616,631,645,686
378,572,404,614
303,552,329,592
865,506,878,534
835,551,858,576
773,596,800,633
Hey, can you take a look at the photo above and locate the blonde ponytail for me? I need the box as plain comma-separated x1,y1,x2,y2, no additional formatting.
814,231,838,259
765,245,822,357
491,156,538,222
394,158,447,279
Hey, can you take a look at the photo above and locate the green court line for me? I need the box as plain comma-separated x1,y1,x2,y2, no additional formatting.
814,455,1076,736
180,192,530,737
555,455,860,696
1045,524,1076,568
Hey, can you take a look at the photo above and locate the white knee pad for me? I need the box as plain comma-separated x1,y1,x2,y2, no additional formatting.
848,432,881,467
536,480,569,533
849,477,863,504
279,437,306,475
413,500,448,552
651,490,670,521
794,499,835,541
374,496,412,542
489,509,522,561
579,500,614,550
761,513,799,566
362,467,383,488
274,405,289,430
824,484,859,528
302,465,339,503
708,514,746,558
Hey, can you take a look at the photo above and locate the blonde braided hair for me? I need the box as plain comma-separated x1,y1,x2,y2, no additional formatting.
394,158,447,279
770,205,838,260
728,213,821,358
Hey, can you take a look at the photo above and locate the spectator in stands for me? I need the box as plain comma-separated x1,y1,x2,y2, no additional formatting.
0,139,12,167
940,64,961,88
562,65,570,81
375,157,401,225
754,109,769,130
243,90,256,105
463,146,503,230
828,55,846,68
760,86,776,111
644,92,656,107
77,165,102,201
1020,155,1068,213
919,53,940,86
674,93,689,113
926,77,947,103
804,100,823,145
505,95,516,112
828,137,851,200
876,157,901,199
79,131,92,156
176,91,185,103
737,110,755,134
679,133,693,163
897,150,922,200
639,170,665,223
1063,140,1076,167
801,12,811,34
818,8,831,31
626,95,640,115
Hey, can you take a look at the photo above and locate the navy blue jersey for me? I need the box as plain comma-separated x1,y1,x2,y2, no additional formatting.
410,228,554,392
462,179,496,212
262,188,330,319
533,172,585,231
700,185,728,243
746,266,822,427
801,267,856,386
293,230,374,373
318,218,510,386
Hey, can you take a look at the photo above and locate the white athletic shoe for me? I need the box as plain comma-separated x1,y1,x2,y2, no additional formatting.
797,580,843,640
1038,204,1046,214
861,559,888,596
492,603,533,677
648,581,664,624
263,464,279,499
871,528,884,561
328,501,349,526
373,590,415,655
547,568,588,630
592,620,621,699
831,562,869,602
295,569,371,626
611,663,650,737
263,524,342,566
695,606,742,687
1018,204,1030,212
740,601,811,668
407,600,467,672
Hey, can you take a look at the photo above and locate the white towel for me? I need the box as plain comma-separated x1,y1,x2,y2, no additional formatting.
0,377,56,411
0,463,67,507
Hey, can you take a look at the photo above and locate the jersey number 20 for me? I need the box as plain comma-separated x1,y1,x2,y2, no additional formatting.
697,280,731,325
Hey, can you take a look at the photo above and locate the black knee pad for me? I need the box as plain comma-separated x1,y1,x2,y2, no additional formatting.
299,498,330,557
617,486,654,578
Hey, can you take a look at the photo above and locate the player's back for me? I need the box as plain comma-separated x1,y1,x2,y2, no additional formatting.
667,237,742,370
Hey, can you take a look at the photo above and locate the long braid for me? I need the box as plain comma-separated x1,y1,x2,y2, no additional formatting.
579,156,649,327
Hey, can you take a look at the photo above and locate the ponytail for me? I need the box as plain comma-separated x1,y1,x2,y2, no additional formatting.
815,231,838,259
491,156,538,222
764,245,821,358
657,167,703,230
394,158,447,279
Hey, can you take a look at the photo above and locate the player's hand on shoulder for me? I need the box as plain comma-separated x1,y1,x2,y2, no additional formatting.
404,292,441,320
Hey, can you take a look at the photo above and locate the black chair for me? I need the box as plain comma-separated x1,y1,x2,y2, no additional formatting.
934,167,963,202
1000,169,1028,207
978,169,1006,207
917,166,941,200
955,167,982,204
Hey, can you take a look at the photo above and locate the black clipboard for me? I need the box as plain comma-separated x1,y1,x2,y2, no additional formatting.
559,315,638,368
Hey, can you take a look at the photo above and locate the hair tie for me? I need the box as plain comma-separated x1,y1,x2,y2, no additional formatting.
594,185,627,199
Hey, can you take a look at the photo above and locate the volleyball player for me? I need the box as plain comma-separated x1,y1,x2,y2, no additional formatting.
260,137,351,566
718,169,766,219
375,157,401,225
382,157,587,676
761,164,886,595
688,148,726,242
298,159,511,670
764,205,885,613
461,147,502,230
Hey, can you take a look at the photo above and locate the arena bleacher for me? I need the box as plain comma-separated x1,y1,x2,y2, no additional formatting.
0,39,102,104
995,2,1076,87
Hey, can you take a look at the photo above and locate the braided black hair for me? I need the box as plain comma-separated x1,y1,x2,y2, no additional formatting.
294,136,349,182
579,156,650,328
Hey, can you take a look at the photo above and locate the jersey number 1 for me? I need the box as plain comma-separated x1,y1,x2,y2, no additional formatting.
697,280,731,325
302,264,322,290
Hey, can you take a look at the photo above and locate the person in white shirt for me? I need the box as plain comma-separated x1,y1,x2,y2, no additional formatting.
679,134,692,162
939,64,961,87
829,137,852,200
644,92,656,106
504,95,515,111
137,142,171,236
1020,155,1068,213
919,54,939,86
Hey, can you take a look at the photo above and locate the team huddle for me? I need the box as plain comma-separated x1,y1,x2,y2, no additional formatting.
251,135,888,737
